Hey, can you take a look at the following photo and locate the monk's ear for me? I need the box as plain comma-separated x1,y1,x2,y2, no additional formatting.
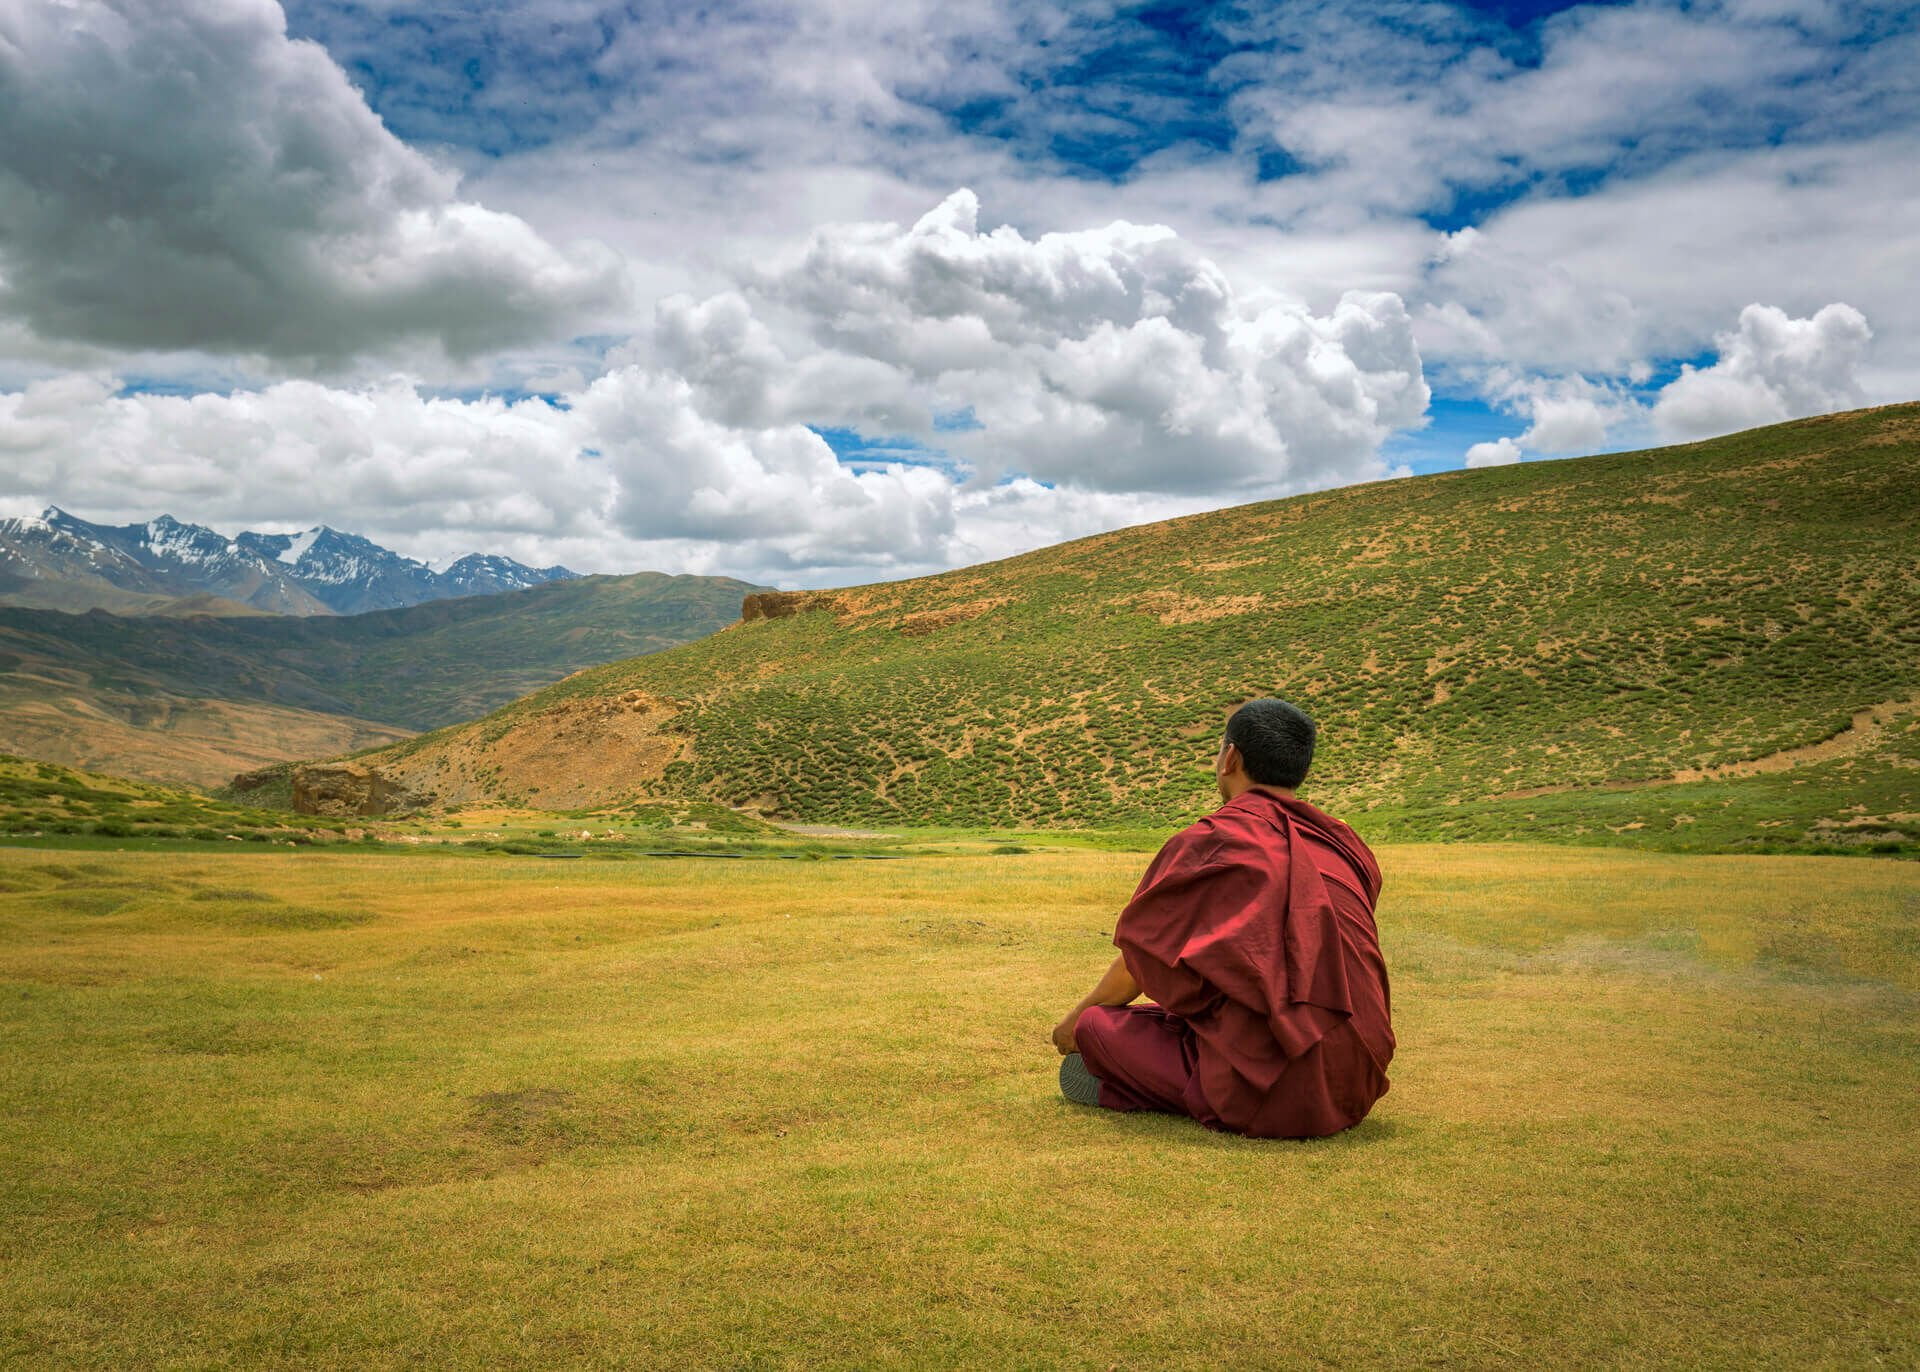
1218,740,1241,774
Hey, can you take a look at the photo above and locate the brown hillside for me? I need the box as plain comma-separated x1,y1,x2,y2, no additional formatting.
0,686,409,791
361,686,687,811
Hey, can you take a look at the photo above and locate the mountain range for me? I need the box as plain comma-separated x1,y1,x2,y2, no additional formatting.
0,571,767,788
348,404,1920,855
0,508,577,615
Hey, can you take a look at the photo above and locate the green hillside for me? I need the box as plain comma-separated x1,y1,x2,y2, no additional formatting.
361,405,1920,854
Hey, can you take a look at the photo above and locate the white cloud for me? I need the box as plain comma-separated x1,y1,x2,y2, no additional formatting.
1652,303,1871,442
1419,227,1646,377
248,0,1920,403
665,190,1430,496
0,372,593,537
426,1,1918,447
1482,370,1637,454
1463,437,1521,469
1224,0,1891,228
0,367,1213,586
0,181,1441,583
0,0,623,364
1423,137,1918,388
571,365,960,560
1516,392,1609,454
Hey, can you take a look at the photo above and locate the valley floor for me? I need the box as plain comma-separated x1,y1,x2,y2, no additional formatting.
2,844,1916,1367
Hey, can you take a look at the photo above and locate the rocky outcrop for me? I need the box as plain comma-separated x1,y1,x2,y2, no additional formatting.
741,589,1001,636
741,590,842,621
291,762,435,817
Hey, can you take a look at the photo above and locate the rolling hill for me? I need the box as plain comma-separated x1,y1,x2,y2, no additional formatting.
346,405,1920,854
0,572,766,788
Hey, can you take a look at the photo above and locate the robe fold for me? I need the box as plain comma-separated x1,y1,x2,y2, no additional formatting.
1100,789,1393,1138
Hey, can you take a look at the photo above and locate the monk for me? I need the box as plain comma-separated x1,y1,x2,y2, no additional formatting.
1051,698,1394,1139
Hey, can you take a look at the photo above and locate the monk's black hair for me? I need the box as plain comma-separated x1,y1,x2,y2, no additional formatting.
1224,698,1316,788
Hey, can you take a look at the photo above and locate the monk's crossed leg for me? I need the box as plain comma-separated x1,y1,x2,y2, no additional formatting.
1069,1004,1202,1115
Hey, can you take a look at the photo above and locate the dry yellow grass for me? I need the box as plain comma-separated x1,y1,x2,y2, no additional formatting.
1,843,1915,1367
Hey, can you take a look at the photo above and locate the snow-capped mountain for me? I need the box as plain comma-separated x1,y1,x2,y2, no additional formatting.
0,508,577,616
232,525,446,613
439,553,580,598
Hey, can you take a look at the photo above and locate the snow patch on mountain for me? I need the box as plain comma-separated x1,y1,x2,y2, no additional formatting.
277,528,321,565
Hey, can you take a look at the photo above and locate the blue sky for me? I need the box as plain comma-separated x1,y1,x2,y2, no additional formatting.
0,0,1913,582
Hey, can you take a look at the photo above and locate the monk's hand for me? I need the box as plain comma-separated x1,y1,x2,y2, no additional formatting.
1051,1012,1079,1057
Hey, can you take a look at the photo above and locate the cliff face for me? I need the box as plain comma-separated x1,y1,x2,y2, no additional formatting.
291,762,436,817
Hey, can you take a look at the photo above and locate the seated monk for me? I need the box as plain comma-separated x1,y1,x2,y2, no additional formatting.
1051,698,1394,1139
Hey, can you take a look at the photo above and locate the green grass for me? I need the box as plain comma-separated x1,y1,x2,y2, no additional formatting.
2,843,1914,1366
0,756,885,858
362,405,1920,855
0,755,357,846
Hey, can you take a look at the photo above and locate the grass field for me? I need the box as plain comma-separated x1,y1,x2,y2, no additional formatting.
3,842,1916,1368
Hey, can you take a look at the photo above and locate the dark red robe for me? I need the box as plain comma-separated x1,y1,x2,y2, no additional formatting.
1075,789,1393,1139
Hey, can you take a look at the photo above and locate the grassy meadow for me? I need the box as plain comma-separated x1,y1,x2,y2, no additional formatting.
4,841,1915,1368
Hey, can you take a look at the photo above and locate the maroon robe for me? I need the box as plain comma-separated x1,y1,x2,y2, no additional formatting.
1074,789,1393,1139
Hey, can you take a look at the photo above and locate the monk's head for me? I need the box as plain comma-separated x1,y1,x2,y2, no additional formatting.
1216,697,1316,802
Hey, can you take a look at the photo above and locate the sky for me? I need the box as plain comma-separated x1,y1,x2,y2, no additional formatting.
0,0,1913,587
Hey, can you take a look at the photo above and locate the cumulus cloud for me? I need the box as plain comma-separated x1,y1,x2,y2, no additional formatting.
1456,370,1639,470
0,0,623,364
1419,227,1646,377
660,191,1430,496
1514,392,1609,454
1463,437,1521,469
1483,370,1639,454
0,182,1440,583
254,0,1918,420
571,366,959,557
1652,303,1872,442
1421,137,1919,387
0,373,595,538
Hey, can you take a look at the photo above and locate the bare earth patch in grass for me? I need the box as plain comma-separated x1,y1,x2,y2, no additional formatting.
0,843,1914,1367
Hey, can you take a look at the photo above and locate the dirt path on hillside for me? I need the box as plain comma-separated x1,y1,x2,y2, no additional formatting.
1490,694,1920,802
